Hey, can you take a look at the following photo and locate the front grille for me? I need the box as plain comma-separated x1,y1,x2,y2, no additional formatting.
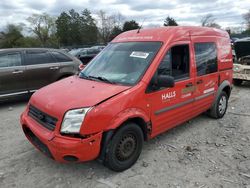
245,69,250,74
24,127,53,159
28,105,57,131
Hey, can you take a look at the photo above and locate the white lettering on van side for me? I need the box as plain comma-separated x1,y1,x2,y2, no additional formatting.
162,91,176,101
116,36,153,41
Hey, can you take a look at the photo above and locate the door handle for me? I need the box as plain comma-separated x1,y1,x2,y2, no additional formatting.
50,67,59,70
197,80,203,84
186,83,193,88
12,70,23,74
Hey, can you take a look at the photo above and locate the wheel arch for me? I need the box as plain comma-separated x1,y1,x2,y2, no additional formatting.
219,80,232,98
98,109,151,163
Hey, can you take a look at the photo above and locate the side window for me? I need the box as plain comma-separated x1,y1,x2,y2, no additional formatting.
194,42,217,76
25,51,55,65
50,51,72,62
0,52,22,68
158,45,190,80
147,44,190,92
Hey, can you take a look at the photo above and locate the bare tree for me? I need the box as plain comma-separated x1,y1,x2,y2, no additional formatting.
27,13,56,46
200,14,221,29
97,10,125,43
243,10,250,30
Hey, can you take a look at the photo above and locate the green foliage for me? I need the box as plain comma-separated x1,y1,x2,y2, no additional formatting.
122,20,140,32
56,9,98,46
164,16,178,26
109,26,123,41
0,24,24,48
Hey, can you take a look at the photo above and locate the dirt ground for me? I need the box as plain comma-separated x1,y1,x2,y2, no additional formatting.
0,83,250,188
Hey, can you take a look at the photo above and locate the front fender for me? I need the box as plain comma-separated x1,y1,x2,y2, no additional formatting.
105,108,150,131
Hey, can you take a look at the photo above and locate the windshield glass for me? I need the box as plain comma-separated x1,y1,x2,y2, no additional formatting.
80,42,162,85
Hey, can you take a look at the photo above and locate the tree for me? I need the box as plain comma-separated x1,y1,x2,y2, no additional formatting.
56,12,71,46
243,10,250,30
122,20,140,32
56,9,98,46
200,14,221,29
97,10,116,43
0,24,24,48
81,9,98,44
109,26,123,41
27,13,56,46
163,16,178,26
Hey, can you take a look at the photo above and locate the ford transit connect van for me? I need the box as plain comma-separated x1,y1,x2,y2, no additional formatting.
21,27,233,172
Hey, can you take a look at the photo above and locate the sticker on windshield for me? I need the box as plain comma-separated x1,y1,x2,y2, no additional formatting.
130,51,149,59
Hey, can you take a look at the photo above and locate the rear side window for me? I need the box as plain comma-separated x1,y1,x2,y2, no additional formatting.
25,51,55,65
50,51,72,62
0,52,22,68
194,43,218,76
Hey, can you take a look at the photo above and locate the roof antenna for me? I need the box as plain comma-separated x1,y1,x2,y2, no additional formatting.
137,18,146,34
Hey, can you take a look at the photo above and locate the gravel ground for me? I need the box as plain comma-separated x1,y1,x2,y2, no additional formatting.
0,84,250,188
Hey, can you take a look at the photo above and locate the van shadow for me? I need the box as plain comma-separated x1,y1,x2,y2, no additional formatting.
0,95,31,109
234,81,250,88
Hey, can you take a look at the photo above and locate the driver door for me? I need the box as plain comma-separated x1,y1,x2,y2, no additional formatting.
146,42,195,137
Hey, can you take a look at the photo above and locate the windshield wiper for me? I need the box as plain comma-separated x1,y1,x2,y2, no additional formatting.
88,76,115,84
79,72,93,81
79,73,115,84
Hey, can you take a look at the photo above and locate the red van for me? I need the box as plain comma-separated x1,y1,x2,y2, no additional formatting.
21,26,233,172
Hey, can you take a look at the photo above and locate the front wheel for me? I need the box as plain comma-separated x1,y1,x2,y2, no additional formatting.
209,91,228,119
104,123,144,172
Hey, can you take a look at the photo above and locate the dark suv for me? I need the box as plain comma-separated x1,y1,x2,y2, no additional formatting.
78,48,101,70
0,48,81,101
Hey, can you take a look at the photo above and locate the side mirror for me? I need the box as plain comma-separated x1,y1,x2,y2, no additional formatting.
158,75,175,88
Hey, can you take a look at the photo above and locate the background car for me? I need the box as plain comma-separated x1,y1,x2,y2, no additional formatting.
78,48,101,70
0,48,81,101
90,45,106,50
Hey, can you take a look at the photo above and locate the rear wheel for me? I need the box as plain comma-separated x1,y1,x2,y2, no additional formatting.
209,91,228,119
233,79,243,86
104,123,143,172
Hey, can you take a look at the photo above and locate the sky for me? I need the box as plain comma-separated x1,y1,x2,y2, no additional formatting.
0,0,249,32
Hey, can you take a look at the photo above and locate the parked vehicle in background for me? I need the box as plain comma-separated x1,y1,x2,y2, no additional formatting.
233,37,250,85
0,48,81,101
78,48,101,70
68,48,87,57
90,45,106,50
21,26,233,172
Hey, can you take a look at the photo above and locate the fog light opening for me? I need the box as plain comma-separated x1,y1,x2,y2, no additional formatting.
63,155,79,162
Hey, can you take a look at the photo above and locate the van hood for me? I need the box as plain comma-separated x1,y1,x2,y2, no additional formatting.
234,39,250,60
29,76,130,118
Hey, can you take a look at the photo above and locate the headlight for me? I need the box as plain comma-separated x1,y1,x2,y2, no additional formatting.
233,65,242,72
61,107,91,134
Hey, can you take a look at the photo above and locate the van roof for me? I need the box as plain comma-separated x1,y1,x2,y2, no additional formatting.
112,26,229,43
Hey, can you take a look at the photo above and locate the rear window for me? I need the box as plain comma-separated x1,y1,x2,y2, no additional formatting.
50,51,72,62
25,51,55,65
0,52,22,68
194,42,218,76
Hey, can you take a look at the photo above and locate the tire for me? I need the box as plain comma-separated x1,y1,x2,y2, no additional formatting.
209,91,228,119
104,123,144,172
233,79,243,86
